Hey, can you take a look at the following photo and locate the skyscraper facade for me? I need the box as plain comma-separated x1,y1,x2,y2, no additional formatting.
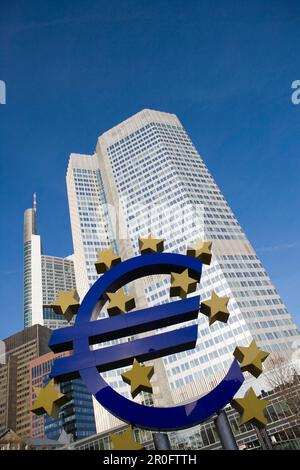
29,352,96,441
0,325,51,438
29,351,68,439
66,109,300,429
24,194,77,329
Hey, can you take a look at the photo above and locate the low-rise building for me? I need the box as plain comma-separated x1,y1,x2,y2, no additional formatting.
66,378,300,450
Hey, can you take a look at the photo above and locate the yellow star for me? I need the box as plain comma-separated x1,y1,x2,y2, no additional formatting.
106,289,136,316
170,269,198,299
139,234,164,254
95,247,121,274
231,387,270,429
51,290,80,322
110,426,143,450
233,340,269,378
121,358,154,398
200,291,230,326
187,240,213,265
31,379,69,419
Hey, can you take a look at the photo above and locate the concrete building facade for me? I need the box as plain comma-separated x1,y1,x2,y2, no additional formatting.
29,351,96,441
67,360,300,451
66,109,300,431
0,325,51,438
23,194,77,329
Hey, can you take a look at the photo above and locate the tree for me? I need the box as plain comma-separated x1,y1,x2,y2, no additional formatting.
265,353,300,426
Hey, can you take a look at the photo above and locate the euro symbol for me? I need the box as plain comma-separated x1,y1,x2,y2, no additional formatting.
49,253,244,431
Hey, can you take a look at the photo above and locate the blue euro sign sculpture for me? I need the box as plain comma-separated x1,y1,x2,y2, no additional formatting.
49,253,244,431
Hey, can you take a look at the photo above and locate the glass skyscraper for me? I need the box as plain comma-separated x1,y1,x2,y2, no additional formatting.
24,194,77,329
66,109,300,432
30,351,96,441
44,379,97,442
24,195,97,441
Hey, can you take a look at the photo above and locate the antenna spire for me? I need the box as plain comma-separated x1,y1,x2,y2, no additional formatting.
33,192,37,213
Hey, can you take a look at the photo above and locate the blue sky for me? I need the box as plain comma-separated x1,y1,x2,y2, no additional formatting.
0,0,299,339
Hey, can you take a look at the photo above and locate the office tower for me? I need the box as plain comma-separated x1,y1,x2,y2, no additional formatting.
0,325,51,438
41,255,76,330
66,109,300,427
66,155,112,300
29,351,67,439
29,352,96,441
24,194,77,329
67,153,172,432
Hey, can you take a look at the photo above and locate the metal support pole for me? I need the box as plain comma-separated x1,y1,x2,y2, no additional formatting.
214,409,239,450
255,426,273,450
152,432,171,450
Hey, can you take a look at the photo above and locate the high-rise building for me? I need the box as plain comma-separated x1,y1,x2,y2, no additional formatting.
29,351,96,441
0,325,51,438
66,109,300,430
29,351,69,439
24,194,77,329
66,152,172,432
22,196,97,439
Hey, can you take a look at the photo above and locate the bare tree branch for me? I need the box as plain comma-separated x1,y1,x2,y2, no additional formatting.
265,354,300,425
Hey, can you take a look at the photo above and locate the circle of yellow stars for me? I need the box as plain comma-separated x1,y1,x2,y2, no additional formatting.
34,236,271,446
